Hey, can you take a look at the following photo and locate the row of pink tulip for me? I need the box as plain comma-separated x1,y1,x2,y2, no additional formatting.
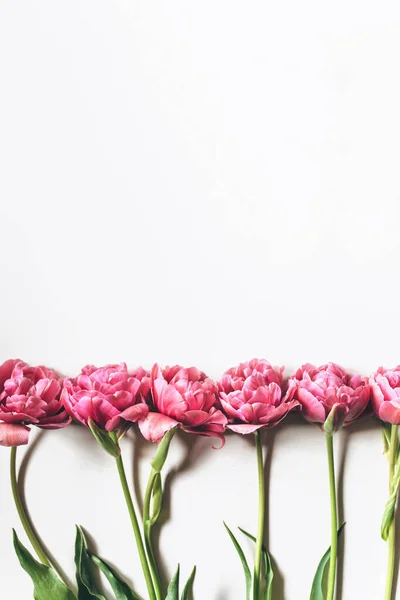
0,357,398,447
3,357,400,600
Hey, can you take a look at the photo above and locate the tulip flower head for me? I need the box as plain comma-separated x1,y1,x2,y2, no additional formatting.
61,363,149,433
0,359,70,447
370,366,400,425
290,362,370,433
138,364,227,444
218,358,299,434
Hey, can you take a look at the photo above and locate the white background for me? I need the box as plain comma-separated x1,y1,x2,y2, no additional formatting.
0,1,399,598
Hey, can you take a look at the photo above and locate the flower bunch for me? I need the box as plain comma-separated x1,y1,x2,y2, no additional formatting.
1,357,399,600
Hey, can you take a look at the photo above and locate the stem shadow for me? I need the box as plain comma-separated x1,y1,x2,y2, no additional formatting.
263,429,285,600
18,430,74,591
137,430,212,592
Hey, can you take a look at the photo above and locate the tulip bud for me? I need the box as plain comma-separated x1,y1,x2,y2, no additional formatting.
88,418,120,457
151,427,177,473
323,404,346,435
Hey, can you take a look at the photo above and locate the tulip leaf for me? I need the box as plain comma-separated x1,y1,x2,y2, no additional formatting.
165,565,180,600
149,472,163,527
90,553,140,600
223,522,251,600
238,527,274,600
13,530,77,600
151,427,177,473
382,422,392,456
75,526,106,600
309,523,345,600
181,566,196,600
382,458,400,540
88,419,120,458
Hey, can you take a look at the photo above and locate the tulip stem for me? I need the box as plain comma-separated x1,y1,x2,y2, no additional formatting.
143,468,163,600
10,446,52,568
326,433,338,600
253,430,265,600
111,436,157,600
384,425,398,600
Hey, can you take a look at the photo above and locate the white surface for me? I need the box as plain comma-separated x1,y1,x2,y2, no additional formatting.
0,1,399,598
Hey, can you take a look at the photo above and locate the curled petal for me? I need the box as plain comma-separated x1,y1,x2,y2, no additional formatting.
106,403,149,431
0,423,30,446
138,412,179,443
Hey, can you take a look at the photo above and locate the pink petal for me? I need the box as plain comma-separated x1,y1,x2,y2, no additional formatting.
297,388,326,423
370,380,385,416
0,423,30,446
106,403,149,431
182,426,226,448
0,359,21,387
157,384,187,419
227,423,265,434
379,402,400,425
219,397,246,421
376,375,398,401
0,411,38,424
38,413,72,429
138,412,179,443
184,410,211,427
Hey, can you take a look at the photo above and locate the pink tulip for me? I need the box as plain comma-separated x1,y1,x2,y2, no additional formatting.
0,359,70,447
218,358,299,434
61,363,149,431
369,366,400,424
138,364,227,444
290,362,370,432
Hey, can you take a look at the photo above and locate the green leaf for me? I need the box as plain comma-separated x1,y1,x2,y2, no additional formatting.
382,422,392,456
165,565,180,600
309,523,345,600
88,419,120,458
151,427,177,473
181,566,196,600
382,458,400,540
149,472,163,527
223,522,251,600
90,553,140,600
13,530,77,600
238,528,274,600
75,526,106,600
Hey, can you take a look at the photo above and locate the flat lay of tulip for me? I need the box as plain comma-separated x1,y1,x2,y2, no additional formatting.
1,357,400,600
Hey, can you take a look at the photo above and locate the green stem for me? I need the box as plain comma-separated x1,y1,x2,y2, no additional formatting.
253,430,265,600
384,425,398,600
326,434,338,600
112,438,156,600
10,446,52,567
143,468,163,600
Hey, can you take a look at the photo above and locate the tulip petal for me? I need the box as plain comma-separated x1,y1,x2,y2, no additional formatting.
370,381,385,416
183,410,210,427
297,388,326,423
106,403,149,431
0,423,30,446
138,413,179,443
379,402,400,425
227,423,265,434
